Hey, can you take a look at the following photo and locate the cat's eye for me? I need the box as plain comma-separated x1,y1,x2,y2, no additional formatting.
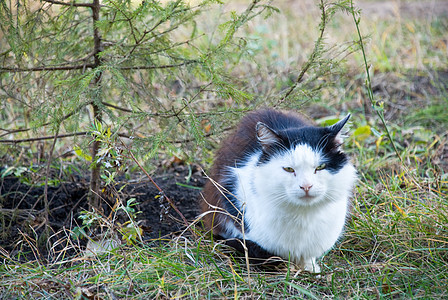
314,163,326,173
283,167,295,173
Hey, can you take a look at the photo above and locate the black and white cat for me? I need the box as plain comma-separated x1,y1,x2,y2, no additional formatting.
201,109,357,272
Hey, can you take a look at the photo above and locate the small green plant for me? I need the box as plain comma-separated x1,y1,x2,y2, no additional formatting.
349,0,404,163
1,166,29,180
117,198,143,245
71,120,143,246
72,197,142,247
89,119,126,185
0,164,62,186
71,209,105,241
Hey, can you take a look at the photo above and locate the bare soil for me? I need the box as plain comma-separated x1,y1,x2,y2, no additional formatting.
0,163,204,261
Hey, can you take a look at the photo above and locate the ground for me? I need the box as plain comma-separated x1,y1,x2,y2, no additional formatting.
0,163,205,260
1,70,446,262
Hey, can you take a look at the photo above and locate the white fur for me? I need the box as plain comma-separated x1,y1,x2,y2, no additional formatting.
223,144,357,272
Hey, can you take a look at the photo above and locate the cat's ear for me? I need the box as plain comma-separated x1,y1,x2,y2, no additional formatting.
256,122,281,150
328,114,351,144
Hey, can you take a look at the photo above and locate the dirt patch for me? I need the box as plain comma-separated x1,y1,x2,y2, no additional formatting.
0,164,204,261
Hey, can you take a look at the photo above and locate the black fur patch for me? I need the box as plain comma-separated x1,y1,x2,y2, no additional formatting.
223,238,284,266
256,119,348,174
221,181,250,232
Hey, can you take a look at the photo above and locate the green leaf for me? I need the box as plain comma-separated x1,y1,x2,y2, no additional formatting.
353,125,372,141
176,182,202,190
74,146,93,161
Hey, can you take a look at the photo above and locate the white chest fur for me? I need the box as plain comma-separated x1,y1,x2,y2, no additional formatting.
227,148,357,272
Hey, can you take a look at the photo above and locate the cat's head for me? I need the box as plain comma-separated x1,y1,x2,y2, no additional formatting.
253,115,356,206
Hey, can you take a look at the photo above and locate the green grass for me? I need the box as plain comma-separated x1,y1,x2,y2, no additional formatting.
1,178,447,298
1,0,448,298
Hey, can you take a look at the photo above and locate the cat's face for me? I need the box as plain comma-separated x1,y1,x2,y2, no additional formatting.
253,115,355,206
254,144,343,206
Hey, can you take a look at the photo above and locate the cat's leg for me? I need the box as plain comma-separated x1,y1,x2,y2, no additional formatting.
223,238,283,265
224,238,273,259
301,257,321,273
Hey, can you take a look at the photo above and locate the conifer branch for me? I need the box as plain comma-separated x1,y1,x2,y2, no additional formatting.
42,0,99,8
0,64,96,73
101,102,133,113
0,61,198,74
0,132,89,144
119,60,199,70
0,100,93,138
276,0,327,106
0,131,131,144
168,127,233,144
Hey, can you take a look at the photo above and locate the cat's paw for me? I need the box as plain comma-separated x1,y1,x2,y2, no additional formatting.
303,258,321,273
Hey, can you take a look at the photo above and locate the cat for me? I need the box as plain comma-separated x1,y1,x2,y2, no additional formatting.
201,109,357,272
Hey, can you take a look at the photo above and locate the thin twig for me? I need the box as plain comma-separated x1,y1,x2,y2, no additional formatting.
0,61,198,74
0,64,96,73
118,61,199,70
43,125,60,237
349,0,402,162
102,101,133,113
42,0,97,8
0,131,132,144
0,132,89,143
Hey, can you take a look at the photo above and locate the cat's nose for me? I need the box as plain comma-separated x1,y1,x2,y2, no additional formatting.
300,184,313,193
